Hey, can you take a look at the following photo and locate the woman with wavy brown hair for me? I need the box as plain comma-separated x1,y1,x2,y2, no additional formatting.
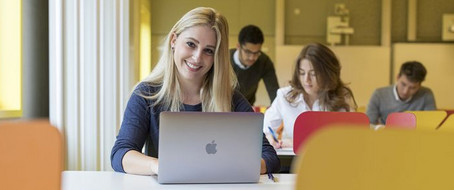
264,43,357,148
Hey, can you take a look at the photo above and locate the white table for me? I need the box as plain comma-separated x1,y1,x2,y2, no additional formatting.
276,148,295,156
62,171,295,190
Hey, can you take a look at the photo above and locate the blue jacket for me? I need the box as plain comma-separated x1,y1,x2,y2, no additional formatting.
111,82,280,173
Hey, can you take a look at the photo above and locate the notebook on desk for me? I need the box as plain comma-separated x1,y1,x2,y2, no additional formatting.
158,112,263,184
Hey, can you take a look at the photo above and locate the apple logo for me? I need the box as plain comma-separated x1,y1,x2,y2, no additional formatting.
205,140,217,154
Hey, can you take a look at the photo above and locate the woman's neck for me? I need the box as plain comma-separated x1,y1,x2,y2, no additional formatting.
304,93,318,110
179,79,203,105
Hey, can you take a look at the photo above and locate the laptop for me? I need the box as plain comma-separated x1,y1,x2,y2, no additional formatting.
158,112,263,184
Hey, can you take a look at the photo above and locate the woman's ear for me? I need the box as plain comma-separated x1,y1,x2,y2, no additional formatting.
170,32,177,48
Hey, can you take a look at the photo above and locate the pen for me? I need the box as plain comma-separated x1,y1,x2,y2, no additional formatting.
268,172,278,182
267,126,279,143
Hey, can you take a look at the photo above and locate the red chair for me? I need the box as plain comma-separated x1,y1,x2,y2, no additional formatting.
385,112,416,129
252,106,261,112
293,111,370,154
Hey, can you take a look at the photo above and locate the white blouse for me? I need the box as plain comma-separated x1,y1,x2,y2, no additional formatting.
263,86,354,147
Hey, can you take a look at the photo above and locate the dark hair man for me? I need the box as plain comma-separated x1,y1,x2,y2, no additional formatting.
230,25,279,105
366,61,436,124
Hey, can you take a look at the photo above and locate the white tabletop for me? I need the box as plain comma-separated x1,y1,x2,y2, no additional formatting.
62,171,295,190
276,147,296,156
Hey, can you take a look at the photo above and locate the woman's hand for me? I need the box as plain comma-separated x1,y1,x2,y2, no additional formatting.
270,138,283,149
267,134,283,149
260,159,267,174
123,150,159,175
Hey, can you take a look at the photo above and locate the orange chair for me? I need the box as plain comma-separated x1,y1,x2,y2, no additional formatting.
293,111,369,154
385,112,416,129
406,110,447,130
0,120,63,190
293,127,454,190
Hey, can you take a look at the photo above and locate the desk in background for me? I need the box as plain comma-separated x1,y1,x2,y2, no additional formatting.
276,148,295,173
276,148,295,156
62,171,295,190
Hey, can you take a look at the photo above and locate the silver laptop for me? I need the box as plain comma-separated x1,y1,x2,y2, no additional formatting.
158,112,263,184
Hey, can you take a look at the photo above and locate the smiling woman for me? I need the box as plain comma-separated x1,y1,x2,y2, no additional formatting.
170,25,216,90
111,7,281,176
0,0,22,118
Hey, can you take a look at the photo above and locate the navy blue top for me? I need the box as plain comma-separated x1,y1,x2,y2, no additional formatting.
111,82,280,173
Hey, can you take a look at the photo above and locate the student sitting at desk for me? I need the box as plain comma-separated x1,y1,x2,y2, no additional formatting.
366,61,436,125
263,43,357,148
110,7,280,175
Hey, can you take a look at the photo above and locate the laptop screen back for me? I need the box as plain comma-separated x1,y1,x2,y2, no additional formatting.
158,112,263,184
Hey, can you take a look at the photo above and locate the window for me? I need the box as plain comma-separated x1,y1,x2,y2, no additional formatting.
0,0,22,118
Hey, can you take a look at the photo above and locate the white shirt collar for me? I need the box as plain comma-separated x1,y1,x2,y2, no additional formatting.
393,84,412,102
294,92,325,111
233,49,249,70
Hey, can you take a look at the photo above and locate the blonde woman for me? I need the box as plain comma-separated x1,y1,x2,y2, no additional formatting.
111,7,280,175
264,43,357,148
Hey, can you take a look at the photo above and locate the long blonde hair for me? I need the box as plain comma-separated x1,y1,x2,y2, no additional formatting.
141,7,236,112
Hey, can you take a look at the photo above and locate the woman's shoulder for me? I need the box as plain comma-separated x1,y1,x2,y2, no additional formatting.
232,90,249,104
232,90,253,112
277,86,292,95
129,82,166,112
133,82,161,95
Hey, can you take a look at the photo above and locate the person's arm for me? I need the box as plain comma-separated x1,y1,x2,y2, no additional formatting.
122,150,158,175
423,88,437,110
263,89,284,132
262,58,280,103
111,84,158,175
263,92,285,148
261,134,281,173
260,159,267,174
366,90,381,125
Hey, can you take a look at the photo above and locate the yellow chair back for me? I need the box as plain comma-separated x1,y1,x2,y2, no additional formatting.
406,110,447,130
294,126,454,190
438,114,454,131
356,105,366,113
0,120,63,190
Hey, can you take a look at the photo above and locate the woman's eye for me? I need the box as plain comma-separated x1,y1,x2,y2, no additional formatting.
204,49,214,55
186,42,196,48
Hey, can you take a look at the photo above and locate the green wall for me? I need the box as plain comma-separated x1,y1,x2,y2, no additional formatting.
150,0,454,64
150,0,276,66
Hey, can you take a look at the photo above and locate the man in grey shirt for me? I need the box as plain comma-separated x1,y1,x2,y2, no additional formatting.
366,61,436,124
